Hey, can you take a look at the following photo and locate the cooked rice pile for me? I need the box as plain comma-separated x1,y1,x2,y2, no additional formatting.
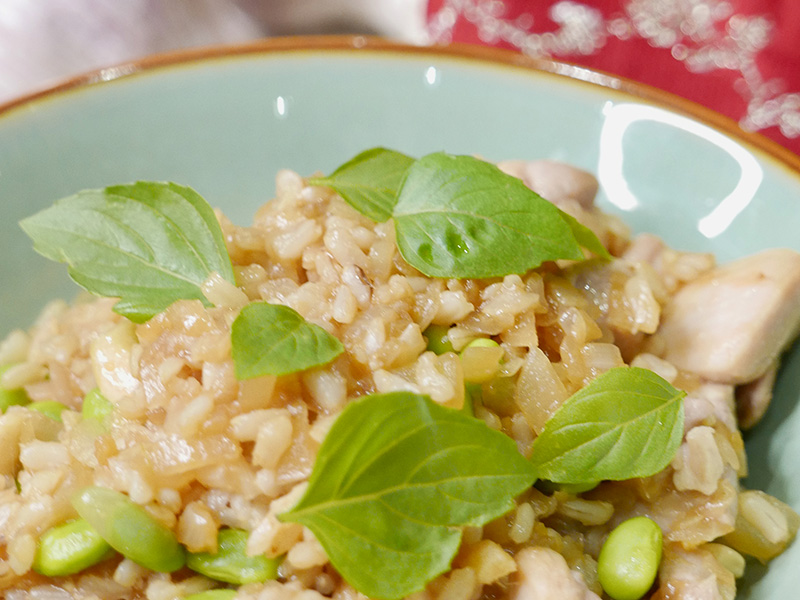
0,165,797,600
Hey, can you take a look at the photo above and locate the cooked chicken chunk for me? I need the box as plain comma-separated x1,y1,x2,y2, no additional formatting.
623,232,665,265
497,160,599,210
683,382,737,433
735,361,778,429
651,545,736,600
512,547,601,600
656,248,800,384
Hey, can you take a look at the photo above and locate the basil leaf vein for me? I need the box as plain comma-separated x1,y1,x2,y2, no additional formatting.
529,367,686,484
19,182,235,323
308,148,414,222
231,303,344,378
280,392,536,600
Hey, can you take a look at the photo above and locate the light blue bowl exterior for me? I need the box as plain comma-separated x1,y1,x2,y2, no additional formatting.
1,43,798,598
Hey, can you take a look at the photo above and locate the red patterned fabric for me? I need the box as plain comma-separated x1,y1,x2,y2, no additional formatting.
426,0,800,155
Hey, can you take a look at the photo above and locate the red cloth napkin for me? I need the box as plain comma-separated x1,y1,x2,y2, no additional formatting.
426,0,800,156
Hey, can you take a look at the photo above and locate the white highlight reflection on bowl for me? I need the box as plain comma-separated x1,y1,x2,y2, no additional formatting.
598,102,763,238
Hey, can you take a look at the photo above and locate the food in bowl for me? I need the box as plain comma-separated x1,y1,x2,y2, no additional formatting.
0,149,797,600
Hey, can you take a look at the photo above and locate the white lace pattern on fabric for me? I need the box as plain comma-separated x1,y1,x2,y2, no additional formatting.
426,0,800,139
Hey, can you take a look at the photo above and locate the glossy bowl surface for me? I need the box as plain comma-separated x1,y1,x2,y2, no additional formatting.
1,36,799,598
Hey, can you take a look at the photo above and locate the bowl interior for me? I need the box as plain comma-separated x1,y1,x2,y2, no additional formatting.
1,39,799,598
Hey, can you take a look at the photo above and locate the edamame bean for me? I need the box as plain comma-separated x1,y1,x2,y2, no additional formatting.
187,528,281,585
28,400,68,422
460,337,499,351
32,518,113,576
459,337,503,384
184,591,236,600
82,388,113,423
72,486,185,572
598,516,663,600
423,324,454,355
0,364,30,413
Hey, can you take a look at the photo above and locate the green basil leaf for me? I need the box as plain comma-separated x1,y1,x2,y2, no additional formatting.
19,182,235,323
231,303,344,378
529,367,685,484
393,153,587,278
559,209,612,260
308,148,415,222
280,392,536,600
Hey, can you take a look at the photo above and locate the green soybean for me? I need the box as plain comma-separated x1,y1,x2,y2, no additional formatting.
32,518,114,576
82,388,113,423
598,516,663,600
460,337,499,352
0,364,30,412
72,486,185,572
184,591,236,600
423,324,454,355
187,528,281,585
28,400,68,422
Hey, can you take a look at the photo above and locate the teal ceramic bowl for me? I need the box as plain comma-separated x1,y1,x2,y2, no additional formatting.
1,36,798,597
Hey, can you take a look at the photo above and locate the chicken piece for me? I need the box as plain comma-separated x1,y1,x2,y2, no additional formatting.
656,248,800,384
651,544,736,600
683,383,737,433
623,233,716,295
623,232,665,265
497,160,599,210
735,361,778,429
512,547,601,600
568,259,663,336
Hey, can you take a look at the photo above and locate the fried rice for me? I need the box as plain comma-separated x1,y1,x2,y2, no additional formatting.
0,160,797,600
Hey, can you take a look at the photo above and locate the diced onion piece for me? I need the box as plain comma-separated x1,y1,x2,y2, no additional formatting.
721,490,800,562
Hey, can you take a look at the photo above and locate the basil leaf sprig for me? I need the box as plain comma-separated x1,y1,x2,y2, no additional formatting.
307,148,414,222
309,149,610,279
20,182,235,323
529,367,686,484
395,153,596,278
279,368,684,599
280,392,536,600
231,303,344,378
558,210,613,263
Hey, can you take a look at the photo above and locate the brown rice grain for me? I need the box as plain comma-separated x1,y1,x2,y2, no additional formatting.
705,543,746,578
436,568,477,600
509,503,536,544
7,533,36,575
557,497,615,526
0,330,30,364
201,272,250,309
